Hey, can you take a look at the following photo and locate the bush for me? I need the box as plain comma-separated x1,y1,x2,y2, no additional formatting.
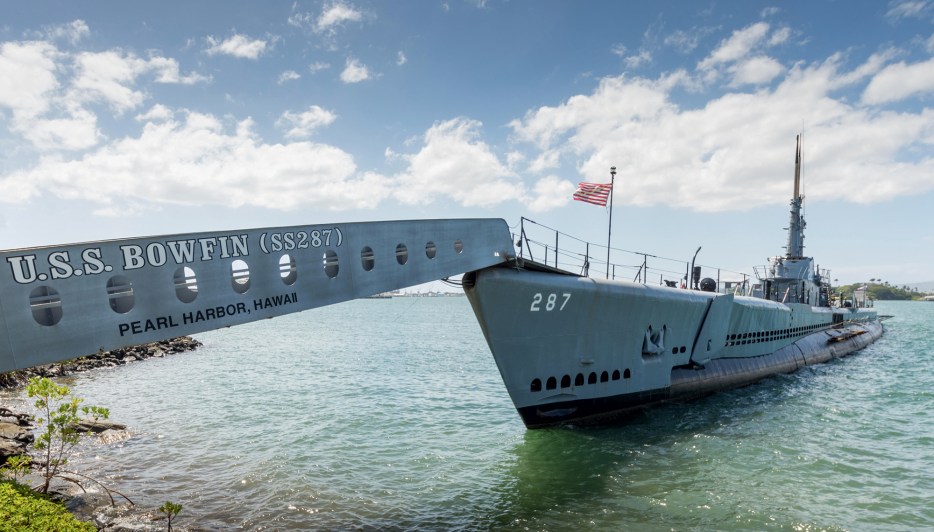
0,480,95,531
27,376,109,494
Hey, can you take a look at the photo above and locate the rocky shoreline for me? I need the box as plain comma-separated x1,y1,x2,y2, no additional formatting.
0,336,203,390
0,337,202,530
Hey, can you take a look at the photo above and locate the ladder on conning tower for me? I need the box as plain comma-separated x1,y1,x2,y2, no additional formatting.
0,219,515,373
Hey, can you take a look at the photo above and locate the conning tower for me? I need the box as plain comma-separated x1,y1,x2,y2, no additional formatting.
761,135,824,306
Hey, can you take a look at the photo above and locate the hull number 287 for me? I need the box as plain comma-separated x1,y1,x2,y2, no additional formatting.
530,292,571,312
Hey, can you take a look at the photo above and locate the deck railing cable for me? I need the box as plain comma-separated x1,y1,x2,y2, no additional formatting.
515,217,753,294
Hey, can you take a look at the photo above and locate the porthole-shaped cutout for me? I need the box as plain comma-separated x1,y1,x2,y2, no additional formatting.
396,243,408,265
361,246,375,272
454,239,464,254
174,266,198,303
560,375,571,388
106,276,135,314
546,377,557,390
624,368,631,379
588,372,597,384
425,241,437,259
323,250,339,278
231,259,250,294
30,286,63,326
279,254,297,285
600,371,609,383
530,378,542,392
574,373,584,387
612,369,621,381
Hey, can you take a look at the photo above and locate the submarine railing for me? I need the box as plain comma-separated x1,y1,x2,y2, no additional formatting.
516,217,753,294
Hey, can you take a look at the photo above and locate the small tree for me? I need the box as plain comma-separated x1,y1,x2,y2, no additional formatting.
159,501,183,531
27,377,109,494
0,454,31,483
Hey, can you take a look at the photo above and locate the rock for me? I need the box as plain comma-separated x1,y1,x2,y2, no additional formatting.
97,429,132,445
74,419,128,433
0,336,201,390
0,406,32,426
0,438,26,462
0,421,34,443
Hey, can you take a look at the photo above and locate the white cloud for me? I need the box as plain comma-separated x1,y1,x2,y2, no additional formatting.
624,49,652,69
509,54,934,212
42,20,90,44
0,110,389,210
316,2,363,33
664,29,704,53
276,105,337,138
287,12,314,29
19,108,100,151
205,34,268,59
698,22,771,71
525,175,575,212
696,22,793,87
340,58,370,83
862,57,934,104
760,7,781,17
67,50,206,113
729,55,785,86
0,41,100,151
506,150,525,170
69,51,151,112
309,61,330,73
149,56,210,85
0,41,60,118
397,51,407,66
510,75,671,150
278,70,301,84
768,26,791,46
392,118,524,207
886,0,930,20
528,149,560,173
135,104,174,122
4,16,933,219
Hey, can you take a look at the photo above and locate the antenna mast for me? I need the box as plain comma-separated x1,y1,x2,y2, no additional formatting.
786,135,805,258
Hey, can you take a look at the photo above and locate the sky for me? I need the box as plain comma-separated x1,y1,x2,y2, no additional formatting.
1,0,934,287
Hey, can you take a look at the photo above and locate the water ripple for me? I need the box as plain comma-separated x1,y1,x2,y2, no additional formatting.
2,299,931,530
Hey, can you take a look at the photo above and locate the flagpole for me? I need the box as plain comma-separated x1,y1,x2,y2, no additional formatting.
606,166,616,279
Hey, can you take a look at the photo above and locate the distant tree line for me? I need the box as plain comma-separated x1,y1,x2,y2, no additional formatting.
834,282,925,301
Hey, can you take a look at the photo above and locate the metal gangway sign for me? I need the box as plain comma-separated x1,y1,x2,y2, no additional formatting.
0,219,514,373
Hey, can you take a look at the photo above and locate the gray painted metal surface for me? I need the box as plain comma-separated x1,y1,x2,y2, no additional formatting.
0,218,514,373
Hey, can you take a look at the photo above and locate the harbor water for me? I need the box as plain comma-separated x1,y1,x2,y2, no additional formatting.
2,298,932,530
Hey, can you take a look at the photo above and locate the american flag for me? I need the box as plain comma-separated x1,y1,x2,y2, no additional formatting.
572,182,612,206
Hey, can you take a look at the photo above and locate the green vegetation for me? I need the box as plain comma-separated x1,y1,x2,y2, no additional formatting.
0,480,95,532
27,377,110,494
0,377,126,530
0,454,30,483
835,282,925,301
159,500,183,531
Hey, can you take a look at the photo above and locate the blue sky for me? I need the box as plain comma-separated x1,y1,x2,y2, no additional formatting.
2,1,933,286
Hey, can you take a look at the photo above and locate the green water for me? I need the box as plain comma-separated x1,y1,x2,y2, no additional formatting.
3,299,931,530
